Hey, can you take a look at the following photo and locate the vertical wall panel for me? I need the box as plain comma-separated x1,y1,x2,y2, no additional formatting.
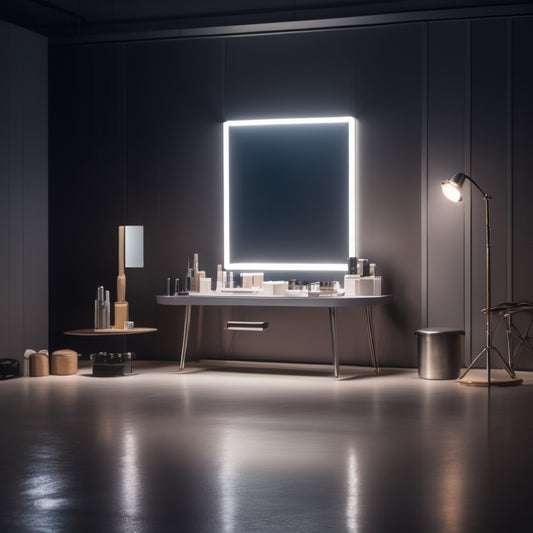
426,21,468,331
49,44,126,348
511,16,533,369
513,17,533,300
470,18,510,361
0,22,47,361
19,28,48,351
7,25,24,358
0,24,8,356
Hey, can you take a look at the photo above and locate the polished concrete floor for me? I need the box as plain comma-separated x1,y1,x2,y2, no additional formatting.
1,360,533,533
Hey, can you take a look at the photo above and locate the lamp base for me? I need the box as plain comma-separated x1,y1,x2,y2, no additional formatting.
114,302,129,329
457,369,523,387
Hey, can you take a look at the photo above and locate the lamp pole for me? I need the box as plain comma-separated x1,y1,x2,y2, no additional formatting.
483,193,492,386
442,173,520,386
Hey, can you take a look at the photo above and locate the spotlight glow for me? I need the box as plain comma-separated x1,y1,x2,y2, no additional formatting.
441,181,463,203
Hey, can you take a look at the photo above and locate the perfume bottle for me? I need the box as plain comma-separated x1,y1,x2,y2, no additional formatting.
94,286,107,329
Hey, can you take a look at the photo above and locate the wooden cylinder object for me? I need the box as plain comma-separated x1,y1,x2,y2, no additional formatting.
30,353,49,377
51,349,78,375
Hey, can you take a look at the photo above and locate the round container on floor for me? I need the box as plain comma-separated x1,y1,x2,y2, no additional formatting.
415,327,464,380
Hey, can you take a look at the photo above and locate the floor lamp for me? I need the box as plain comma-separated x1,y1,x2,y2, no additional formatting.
441,173,522,386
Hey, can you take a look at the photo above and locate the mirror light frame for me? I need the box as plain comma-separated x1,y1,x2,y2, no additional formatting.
223,116,357,271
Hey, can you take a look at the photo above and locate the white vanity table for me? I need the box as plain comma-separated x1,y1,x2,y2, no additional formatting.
156,293,392,378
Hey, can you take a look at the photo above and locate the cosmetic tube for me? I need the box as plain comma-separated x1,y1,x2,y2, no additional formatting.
186,264,192,291
105,290,110,329
216,264,223,291
94,286,106,329
348,257,358,275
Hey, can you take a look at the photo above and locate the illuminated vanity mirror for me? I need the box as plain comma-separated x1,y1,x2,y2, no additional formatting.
223,116,357,271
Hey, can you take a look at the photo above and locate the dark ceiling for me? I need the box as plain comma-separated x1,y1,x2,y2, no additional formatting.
0,0,531,39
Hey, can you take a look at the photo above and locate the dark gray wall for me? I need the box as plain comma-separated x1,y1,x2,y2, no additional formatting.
0,22,48,363
49,13,533,370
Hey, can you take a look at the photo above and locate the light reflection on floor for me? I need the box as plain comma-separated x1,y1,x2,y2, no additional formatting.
1,361,533,532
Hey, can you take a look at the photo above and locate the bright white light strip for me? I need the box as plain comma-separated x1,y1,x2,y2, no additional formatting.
349,118,356,258
223,116,357,271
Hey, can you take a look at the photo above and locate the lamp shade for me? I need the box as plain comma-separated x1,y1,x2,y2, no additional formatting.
441,172,467,203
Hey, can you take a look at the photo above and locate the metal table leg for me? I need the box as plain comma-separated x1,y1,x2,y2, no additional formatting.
179,305,192,370
329,307,340,378
364,305,379,374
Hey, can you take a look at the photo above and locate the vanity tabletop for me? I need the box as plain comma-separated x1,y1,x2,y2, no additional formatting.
156,293,392,308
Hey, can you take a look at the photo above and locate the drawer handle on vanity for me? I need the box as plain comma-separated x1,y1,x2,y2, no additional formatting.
226,321,268,331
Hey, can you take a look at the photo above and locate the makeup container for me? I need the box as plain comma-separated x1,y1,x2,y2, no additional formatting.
166,277,171,296
104,290,110,328
344,274,359,296
319,281,337,296
199,277,212,294
355,277,374,296
94,286,109,329
253,273,264,289
229,271,234,288
186,258,192,292
373,276,382,295
242,273,254,289
174,278,180,295
308,282,320,296
216,264,223,291
263,281,288,296
357,258,370,277
348,257,358,275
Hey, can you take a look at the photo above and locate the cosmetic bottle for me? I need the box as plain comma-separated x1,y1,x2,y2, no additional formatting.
94,286,106,329
229,271,234,288
357,258,370,277
348,257,358,275
216,264,223,291
186,258,192,292
174,278,180,295
344,274,359,296
105,290,111,329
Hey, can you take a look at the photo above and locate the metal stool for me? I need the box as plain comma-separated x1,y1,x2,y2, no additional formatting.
489,302,533,369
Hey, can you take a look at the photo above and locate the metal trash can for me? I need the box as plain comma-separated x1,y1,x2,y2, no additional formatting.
415,327,464,380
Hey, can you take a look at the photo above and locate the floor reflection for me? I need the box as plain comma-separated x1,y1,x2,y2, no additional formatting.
346,447,360,533
121,429,141,523
1,363,532,533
